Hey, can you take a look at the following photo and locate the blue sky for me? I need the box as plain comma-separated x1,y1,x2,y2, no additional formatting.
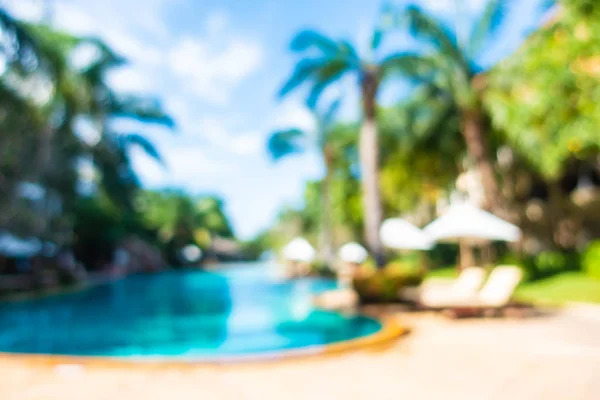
6,0,547,239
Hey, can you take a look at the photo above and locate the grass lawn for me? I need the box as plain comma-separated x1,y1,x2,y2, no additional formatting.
427,266,457,279
425,267,600,305
515,272,600,305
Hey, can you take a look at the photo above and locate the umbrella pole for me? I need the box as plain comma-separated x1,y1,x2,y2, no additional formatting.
459,240,476,270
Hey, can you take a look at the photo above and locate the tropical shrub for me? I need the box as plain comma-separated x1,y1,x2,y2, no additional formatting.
534,251,569,278
309,261,337,278
583,240,600,279
501,250,581,281
352,263,424,303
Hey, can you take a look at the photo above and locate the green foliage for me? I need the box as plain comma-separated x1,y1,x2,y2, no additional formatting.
136,189,234,245
535,251,570,276
499,250,581,282
583,240,600,279
0,9,174,254
72,195,155,270
353,265,424,303
515,271,600,305
267,128,306,160
485,0,600,180
309,261,337,278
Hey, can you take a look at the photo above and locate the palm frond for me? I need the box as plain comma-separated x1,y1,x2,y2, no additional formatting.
321,97,342,128
278,57,330,98
0,10,40,73
24,23,80,84
306,58,353,109
372,2,402,51
290,29,340,55
110,95,175,128
468,0,509,58
78,37,126,87
379,52,437,83
119,133,164,165
267,128,307,161
403,4,468,69
80,37,126,69
339,40,361,66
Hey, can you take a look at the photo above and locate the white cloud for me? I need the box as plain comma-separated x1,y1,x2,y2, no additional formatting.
52,2,96,34
199,118,263,157
54,0,170,40
103,30,163,66
271,100,316,133
169,37,263,105
1,0,44,20
421,0,487,13
168,13,264,105
51,1,166,68
132,145,233,188
106,67,150,93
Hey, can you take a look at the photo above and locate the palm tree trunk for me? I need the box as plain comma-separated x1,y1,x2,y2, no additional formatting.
360,69,385,267
461,110,502,212
319,146,335,267
458,240,476,270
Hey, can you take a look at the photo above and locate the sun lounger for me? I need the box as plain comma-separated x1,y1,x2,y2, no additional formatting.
421,266,523,317
400,267,486,303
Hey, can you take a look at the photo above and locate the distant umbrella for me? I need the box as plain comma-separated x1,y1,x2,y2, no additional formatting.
282,238,315,263
380,218,433,250
338,242,369,264
180,244,202,263
423,203,521,244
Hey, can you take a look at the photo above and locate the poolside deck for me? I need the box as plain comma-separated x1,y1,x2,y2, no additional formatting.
3,305,600,399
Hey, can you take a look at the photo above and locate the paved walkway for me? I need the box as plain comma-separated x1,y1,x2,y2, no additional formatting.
3,306,600,400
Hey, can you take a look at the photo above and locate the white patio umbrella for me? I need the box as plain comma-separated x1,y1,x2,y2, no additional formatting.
423,203,521,244
380,218,434,250
338,242,368,264
282,238,316,263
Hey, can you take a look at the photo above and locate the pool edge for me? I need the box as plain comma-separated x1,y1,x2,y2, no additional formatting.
0,317,408,368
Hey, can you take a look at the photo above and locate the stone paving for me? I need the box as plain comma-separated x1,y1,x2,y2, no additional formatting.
2,306,600,400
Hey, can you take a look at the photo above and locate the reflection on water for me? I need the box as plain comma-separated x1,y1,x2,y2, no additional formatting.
0,262,380,358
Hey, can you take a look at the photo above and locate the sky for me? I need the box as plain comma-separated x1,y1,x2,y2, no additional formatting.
4,0,547,239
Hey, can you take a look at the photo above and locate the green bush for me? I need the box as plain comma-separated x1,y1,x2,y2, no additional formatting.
309,261,337,278
535,251,568,276
500,250,580,282
352,264,424,303
583,240,600,279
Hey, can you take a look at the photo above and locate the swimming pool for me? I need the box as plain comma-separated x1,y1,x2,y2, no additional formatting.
0,263,382,360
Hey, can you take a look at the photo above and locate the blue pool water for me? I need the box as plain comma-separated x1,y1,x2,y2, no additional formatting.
0,263,381,359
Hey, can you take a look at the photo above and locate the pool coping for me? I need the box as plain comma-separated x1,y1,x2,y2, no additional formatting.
0,316,408,369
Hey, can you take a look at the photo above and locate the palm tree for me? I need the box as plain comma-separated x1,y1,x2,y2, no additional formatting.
54,32,173,210
393,1,509,213
278,5,425,266
267,99,340,266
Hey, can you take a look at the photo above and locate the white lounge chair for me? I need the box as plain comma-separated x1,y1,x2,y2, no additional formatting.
400,267,486,304
421,265,523,316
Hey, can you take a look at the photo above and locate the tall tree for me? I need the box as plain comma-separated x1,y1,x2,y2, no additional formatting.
485,0,600,248
0,10,173,242
267,99,341,266
388,0,512,214
278,5,425,266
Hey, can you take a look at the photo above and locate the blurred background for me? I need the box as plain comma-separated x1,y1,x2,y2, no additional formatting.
0,0,598,297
